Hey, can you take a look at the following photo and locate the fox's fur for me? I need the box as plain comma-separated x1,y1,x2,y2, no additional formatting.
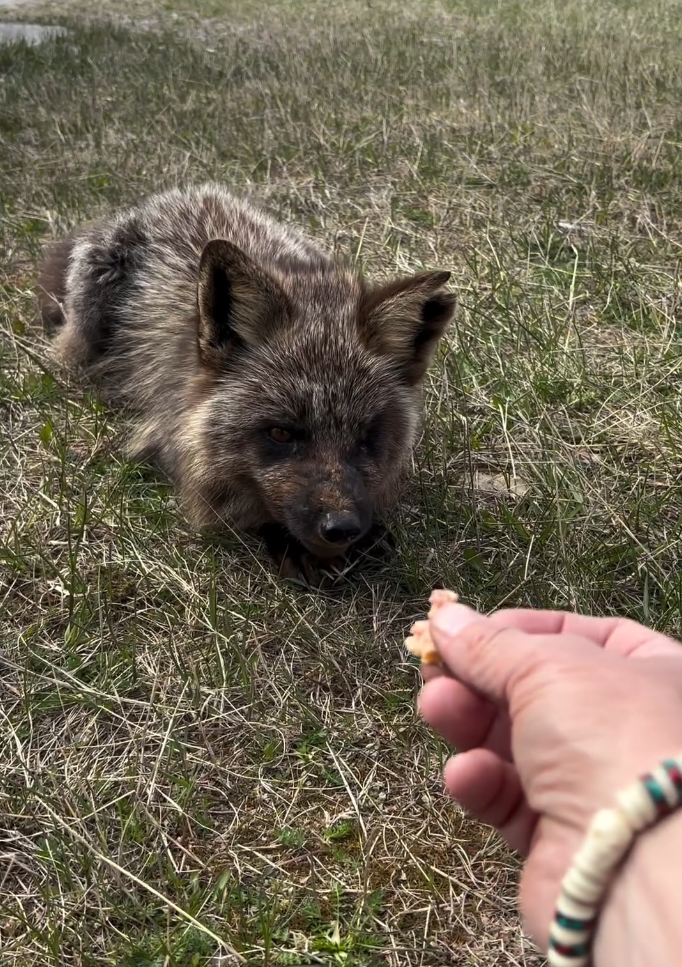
37,184,456,575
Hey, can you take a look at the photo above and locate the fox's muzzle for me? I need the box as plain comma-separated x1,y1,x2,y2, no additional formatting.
283,470,373,556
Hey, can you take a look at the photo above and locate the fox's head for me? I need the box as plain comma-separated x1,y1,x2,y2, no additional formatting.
190,238,456,556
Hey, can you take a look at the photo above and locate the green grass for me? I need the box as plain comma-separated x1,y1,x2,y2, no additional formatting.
2,0,682,963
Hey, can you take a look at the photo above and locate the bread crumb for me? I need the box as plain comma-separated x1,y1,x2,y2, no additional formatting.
405,589,459,664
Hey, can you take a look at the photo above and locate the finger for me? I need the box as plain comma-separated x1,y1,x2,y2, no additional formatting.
420,662,447,683
488,609,680,659
429,603,575,705
443,749,537,854
419,675,512,758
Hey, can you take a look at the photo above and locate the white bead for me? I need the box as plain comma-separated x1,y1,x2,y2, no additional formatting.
548,948,590,967
572,852,610,889
556,890,597,921
589,807,635,846
562,863,604,904
575,808,633,873
616,782,657,830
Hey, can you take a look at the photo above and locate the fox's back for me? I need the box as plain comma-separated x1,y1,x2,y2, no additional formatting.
126,184,331,308
45,184,332,405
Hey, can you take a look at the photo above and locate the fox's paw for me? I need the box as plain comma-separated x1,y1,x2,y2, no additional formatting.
353,522,396,561
277,548,337,588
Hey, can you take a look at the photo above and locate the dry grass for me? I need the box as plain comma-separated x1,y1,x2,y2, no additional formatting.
2,0,682,963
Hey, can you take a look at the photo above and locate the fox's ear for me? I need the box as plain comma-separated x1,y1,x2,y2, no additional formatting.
359,271,456,385
197,239,289,367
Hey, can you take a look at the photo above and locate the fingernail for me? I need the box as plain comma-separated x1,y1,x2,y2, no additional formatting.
432,602,483,638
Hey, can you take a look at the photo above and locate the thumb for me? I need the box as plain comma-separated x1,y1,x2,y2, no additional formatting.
429,603,579,706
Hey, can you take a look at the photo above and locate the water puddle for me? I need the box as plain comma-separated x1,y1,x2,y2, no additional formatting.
0,22,68,45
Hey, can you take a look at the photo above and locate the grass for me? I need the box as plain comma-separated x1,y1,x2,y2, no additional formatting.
2,0,682,963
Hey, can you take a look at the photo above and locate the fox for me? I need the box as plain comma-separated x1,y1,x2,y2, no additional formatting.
36,184,456,583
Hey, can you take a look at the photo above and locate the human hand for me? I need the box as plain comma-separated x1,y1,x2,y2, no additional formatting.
417,602,682,953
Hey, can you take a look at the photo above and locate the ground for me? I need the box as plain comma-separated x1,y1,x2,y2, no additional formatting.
1,0,682,964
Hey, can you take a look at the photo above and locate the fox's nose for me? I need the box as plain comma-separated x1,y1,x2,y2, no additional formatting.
318,511,363,546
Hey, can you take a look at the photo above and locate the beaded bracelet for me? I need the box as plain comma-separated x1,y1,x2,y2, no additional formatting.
548,755,682,966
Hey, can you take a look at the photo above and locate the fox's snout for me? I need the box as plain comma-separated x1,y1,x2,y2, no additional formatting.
277,469,374,557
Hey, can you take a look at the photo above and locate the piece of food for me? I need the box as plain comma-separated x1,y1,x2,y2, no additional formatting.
404,588,459,664
427,588,460,614
405,619,438,663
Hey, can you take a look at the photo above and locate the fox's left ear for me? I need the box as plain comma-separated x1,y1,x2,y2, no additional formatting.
359,271,456,385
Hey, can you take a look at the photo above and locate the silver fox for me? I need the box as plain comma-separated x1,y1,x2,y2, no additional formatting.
37,184,456,580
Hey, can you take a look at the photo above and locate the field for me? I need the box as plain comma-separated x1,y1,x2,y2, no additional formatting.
2,0,682,964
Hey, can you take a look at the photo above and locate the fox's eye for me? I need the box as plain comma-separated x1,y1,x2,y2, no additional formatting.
268,427,293,444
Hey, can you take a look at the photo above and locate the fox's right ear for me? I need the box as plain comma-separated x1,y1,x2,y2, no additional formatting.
197,239,290,368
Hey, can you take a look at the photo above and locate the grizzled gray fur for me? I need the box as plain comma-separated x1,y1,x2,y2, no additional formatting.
37,184,456,579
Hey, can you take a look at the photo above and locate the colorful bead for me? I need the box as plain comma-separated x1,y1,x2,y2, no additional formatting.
663,760,682,795
652,762,682,808
549,938,590,957
641,774,671,816
555,913,596,932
